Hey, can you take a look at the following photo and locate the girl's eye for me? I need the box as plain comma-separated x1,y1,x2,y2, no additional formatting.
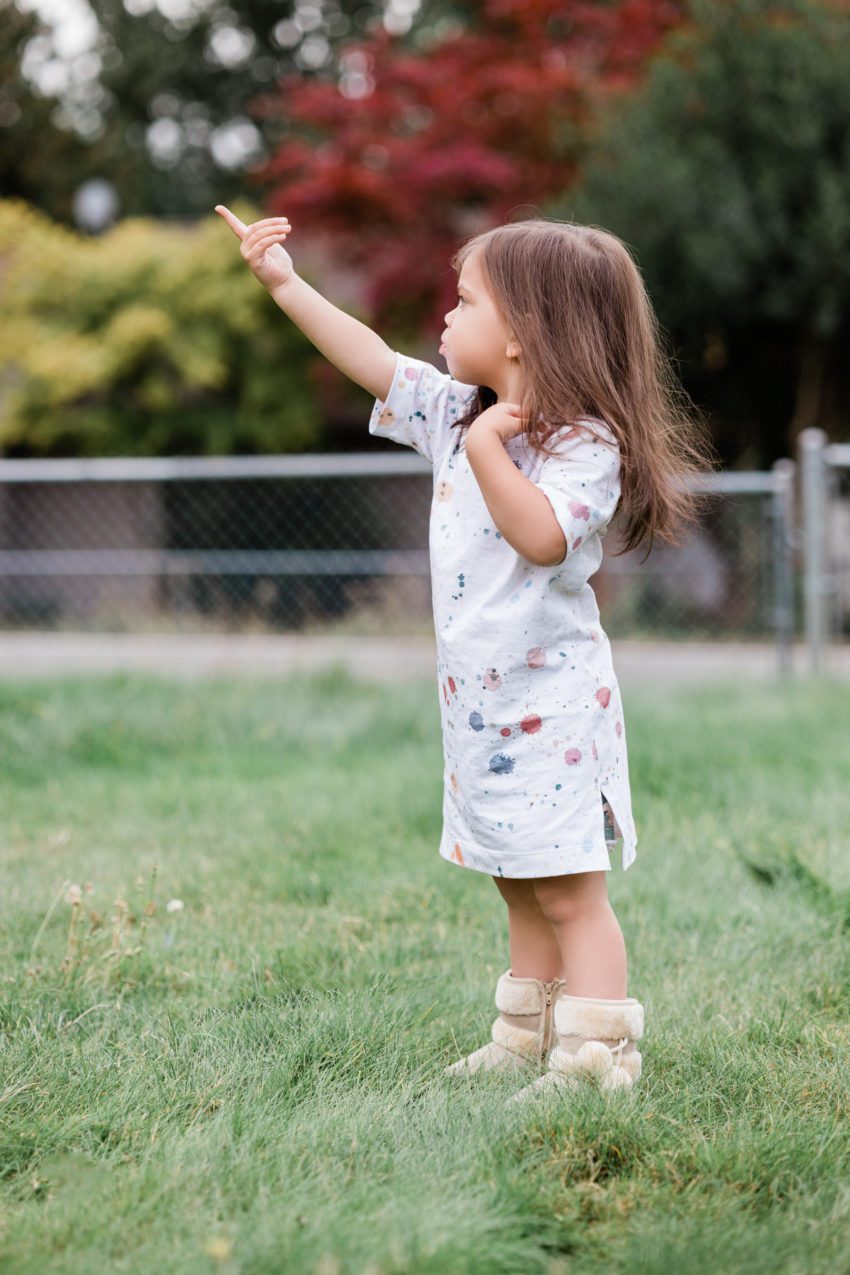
456,295,465,305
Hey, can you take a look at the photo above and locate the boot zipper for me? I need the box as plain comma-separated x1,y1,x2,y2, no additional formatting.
542,981,553,1060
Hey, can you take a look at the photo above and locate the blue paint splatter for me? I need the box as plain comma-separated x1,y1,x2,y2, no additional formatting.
489,753,515,775
469,711,485,731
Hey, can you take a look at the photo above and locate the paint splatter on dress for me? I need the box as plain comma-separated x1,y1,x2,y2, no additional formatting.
369,352,638,878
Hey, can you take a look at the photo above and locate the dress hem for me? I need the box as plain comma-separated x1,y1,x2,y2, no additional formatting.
439,831,622,879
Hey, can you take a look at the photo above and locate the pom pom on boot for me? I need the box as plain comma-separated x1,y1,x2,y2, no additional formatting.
443,968,567,1075
506,992,644,1105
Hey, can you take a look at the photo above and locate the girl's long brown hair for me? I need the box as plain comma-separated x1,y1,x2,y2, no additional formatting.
449,218,720,558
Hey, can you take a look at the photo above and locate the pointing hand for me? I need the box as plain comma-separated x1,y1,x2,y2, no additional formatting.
214,204,295,292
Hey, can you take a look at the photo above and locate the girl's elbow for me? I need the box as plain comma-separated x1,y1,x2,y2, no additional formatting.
532,531,568,568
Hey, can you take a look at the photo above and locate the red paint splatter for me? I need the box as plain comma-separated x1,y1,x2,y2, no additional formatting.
596,687,611,708
569,500,590,520
500,727,511,737
521,714,542,734
452,841,465,865
526,647,547,669
573,536,583,550
447,675,457,694
616,720,623,737
564,748,582,765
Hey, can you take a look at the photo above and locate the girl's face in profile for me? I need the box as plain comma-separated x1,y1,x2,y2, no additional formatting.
441,247,519,393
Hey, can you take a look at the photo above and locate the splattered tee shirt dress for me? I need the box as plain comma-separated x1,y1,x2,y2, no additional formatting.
369,351,638,879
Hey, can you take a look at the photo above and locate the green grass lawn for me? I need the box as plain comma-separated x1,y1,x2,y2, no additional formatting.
1,670,849,1274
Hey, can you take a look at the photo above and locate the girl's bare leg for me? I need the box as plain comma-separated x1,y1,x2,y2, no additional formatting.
532,870,628,999
492,876,565,981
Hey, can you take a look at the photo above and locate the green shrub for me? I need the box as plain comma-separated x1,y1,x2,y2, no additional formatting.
0,199,324,456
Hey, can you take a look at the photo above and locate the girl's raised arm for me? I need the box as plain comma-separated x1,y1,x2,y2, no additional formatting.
214,205,397,402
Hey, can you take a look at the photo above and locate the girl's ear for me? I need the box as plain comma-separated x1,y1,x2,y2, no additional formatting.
506,337,522,360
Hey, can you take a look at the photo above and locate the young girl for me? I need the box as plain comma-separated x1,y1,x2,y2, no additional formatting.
215,205,715,1103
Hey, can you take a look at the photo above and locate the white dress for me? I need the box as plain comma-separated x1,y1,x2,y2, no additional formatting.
369,351,638,879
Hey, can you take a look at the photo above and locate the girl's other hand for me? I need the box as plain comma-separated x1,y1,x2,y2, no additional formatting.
214,205,295,292
469,402,529,445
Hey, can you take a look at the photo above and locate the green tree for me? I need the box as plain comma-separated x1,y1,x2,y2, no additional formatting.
0,0,473,223
0,0,97,222
556,0,850,464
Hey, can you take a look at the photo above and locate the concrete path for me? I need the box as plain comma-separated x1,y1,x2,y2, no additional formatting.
0,630,842,683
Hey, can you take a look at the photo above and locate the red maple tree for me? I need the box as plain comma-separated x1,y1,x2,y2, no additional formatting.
251,0,687,338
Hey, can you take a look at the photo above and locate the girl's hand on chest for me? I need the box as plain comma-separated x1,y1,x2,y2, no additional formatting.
467,402,529,446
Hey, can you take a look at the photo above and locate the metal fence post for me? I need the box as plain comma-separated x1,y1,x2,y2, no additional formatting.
798,428,829,674
771,458,796,677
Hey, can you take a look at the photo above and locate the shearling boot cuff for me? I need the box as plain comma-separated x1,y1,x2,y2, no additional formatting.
494,969,549,1016
553,994,644,1042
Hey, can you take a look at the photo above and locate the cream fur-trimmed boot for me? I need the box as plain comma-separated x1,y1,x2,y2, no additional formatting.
506,992,644,1104
443,968,568,1075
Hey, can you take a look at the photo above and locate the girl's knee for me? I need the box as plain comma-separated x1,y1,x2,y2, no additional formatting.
492,875,542,912
531,871,608,925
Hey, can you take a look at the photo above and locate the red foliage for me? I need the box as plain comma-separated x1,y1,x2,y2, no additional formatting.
251,0,686,336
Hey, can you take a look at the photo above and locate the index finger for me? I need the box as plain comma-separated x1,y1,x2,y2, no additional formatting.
214,205,248,240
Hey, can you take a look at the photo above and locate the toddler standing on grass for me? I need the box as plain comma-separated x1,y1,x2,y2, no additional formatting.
215,203,716,1103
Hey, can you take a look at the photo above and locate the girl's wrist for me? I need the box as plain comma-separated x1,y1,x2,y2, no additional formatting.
467,420,503,450
468,402,527,448
269,273,300,303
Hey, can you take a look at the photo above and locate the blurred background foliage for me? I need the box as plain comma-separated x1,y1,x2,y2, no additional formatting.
0,0,848,460
0,198,324,456
252,0,687,338
562,0,850,466
0,0,444,220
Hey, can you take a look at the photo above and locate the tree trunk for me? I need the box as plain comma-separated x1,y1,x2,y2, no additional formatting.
787,329,827,450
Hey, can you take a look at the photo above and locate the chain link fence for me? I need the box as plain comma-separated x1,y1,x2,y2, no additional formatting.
0,452,797,663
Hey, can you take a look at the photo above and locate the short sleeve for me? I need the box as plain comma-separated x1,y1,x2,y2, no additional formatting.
368,351,478,466
535,419,622,566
